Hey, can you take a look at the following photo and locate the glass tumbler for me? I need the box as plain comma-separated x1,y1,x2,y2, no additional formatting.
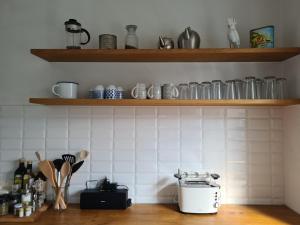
211,80,224,99
199,82,212,99
234,79,244,99
178,83,189,99
256,79,263,99
276,78,287,99
244,76,257,99
225,80,236,99
188,82,199,99
263,76,277,99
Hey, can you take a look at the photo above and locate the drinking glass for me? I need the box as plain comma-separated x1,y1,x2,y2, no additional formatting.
244,76,257,99
255,79,263,99
225,80,236,99
276,78,287,99
178,83,189,99
234,79,244,99
263,76,276,99
211,80,224,100
199,82,212,99
188,82,199,99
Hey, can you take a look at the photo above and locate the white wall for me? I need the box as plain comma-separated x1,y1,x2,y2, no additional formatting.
281,0,300,214
0,105,284,204
0,0,298,205
0,0,284,105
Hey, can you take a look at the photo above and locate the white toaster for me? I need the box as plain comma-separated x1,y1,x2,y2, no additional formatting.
175,170,221,214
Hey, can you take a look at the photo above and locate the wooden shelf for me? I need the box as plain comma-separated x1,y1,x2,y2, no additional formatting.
30,48,300,62
29,98,300,106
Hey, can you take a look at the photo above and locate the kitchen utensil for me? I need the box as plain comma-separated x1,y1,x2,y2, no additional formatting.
53,159,64,184
178,27,200,49
199,82,212,99
234,79,244,99
62,154,76,165
105,85,117,99
54,162,71,210
158,36,175,49
276,78,287,99
71,160,84,174
35,152,42,161
256,79,263,99
125,25,138,49
178,83,189,99
263,76,276,99
147,84,162,99
52,81,79,99
211,80,224,100
244,76,257,99
162,83,179,99
225,80,236,99
38,161,57,188
189,82,199,99
131,83,147,99
99,34,117,49
78,150,89,162
64,19,90,49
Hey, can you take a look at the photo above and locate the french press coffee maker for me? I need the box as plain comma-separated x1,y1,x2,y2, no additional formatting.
64,19,90,49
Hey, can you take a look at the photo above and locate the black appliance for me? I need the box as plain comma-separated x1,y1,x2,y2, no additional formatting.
80,177,132,209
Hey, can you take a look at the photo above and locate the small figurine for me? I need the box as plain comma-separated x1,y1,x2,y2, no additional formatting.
227,18,240,48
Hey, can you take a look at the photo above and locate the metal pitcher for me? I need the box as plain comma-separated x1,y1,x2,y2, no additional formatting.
158,36,175,49
178,27,200,49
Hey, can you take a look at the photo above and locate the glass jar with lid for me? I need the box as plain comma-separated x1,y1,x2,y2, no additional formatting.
0,195,9,216
125,25,138,49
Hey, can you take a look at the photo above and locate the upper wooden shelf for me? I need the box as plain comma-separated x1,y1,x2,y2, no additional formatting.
30,48,300,62
29,98,300,106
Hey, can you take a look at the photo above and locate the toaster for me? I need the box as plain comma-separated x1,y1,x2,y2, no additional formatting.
174,170,221,214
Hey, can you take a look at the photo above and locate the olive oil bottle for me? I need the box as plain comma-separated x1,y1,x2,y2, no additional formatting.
14,159,26,190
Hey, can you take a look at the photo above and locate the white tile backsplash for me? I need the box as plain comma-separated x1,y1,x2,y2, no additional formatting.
0,106,284,205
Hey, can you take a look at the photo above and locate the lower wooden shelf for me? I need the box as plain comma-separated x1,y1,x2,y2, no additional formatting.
0,203,50,223
29,98,300,106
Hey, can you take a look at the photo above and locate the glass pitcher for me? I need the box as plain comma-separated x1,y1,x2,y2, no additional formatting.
125,25,138,49
64,19,90,49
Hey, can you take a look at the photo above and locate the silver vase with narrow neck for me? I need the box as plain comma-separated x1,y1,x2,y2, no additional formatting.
178,27,200,49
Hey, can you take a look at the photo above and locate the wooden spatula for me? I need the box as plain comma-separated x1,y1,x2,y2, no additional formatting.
54,161,71,209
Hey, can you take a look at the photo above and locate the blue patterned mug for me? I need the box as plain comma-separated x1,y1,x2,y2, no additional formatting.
105,85,117,99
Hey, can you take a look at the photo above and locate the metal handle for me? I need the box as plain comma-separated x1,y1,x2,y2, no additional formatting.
80,28,90,45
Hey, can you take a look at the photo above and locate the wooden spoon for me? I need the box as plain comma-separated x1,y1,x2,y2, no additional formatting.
35,151,42,161
78,150,89,162
54,161,71,210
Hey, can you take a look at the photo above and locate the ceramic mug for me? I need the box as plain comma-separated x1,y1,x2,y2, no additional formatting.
105,85,117,99
94,85,105,99
116,86,124,99
147,84,162,99
131,83,147,99
162,83,179,99
52,81,79,99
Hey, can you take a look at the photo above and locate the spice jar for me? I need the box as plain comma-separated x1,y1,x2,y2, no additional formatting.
25,206,32,217
14,203,23,217
9,193,21,214
0,195,9,216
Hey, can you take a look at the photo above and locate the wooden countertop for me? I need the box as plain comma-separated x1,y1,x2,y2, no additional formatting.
4,204,300,225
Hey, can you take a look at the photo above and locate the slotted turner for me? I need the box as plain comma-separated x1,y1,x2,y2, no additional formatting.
62,154,76,165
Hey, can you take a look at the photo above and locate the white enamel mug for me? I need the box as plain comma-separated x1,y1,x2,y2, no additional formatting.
162,83,179,99
147,84,162,99
131,83,147,99
52,81,79,99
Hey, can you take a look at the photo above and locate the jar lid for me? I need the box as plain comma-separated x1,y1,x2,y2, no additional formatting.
14,203,23,209
126,24,137,30
201,81,211,84
245,76,256,80
211,80,222,83
56,81,79,85
264,76,276,79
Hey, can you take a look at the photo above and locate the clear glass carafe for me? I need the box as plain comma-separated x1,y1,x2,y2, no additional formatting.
125,25,138,49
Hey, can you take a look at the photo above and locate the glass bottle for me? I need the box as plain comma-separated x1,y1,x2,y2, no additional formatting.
25,161,35,189
125,25,138,49
14,159,26,190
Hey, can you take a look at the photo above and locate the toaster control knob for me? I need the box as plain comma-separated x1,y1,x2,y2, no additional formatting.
214,202,219,208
